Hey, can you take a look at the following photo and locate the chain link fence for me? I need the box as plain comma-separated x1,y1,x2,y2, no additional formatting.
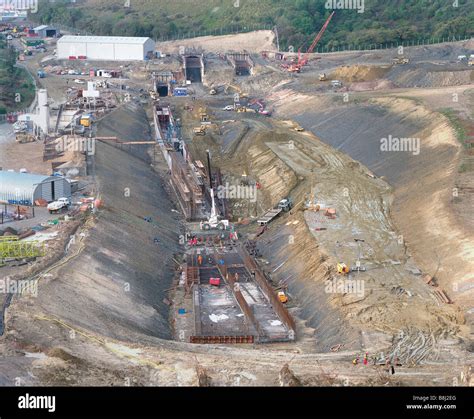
313,34,473,53
50,21,471,52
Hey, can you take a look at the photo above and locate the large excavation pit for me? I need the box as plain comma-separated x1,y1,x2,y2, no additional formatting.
181,245,294,344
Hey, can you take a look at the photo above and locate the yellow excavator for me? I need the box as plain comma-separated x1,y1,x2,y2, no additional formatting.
224,83,248,98
337,263,350,275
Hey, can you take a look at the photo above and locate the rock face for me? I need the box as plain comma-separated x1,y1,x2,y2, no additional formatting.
279,363,302,387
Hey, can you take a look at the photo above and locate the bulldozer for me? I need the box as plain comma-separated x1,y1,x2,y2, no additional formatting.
193,126,206,136
278,291,289,304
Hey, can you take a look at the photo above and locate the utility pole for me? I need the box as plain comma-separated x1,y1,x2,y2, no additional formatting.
274,26,280,52
353,238,366,272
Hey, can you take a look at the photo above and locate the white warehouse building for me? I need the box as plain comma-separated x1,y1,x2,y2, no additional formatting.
56,36,155,61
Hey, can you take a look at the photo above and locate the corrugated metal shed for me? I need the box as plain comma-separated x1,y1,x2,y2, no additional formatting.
33,25,50,31
0,171,71,206
57,36,155,61
58,35,151,45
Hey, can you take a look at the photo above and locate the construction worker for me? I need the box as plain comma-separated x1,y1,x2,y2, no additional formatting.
197,254,203,266
363,352,369,365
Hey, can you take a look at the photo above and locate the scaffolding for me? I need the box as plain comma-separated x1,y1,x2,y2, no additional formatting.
0,236,45,265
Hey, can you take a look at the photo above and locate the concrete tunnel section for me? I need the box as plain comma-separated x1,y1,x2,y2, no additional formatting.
227,52,254,76
183,54,204,83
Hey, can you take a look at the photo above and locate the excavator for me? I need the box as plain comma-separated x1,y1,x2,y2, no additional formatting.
224,83,248,99
337,263,350,275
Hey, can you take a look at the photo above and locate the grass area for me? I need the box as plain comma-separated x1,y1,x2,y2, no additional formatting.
438,108,474,173
394,96,423,106
0,41,35,114
438,108,469,147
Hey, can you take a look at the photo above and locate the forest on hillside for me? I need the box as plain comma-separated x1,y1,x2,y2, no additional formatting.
34,0,474,50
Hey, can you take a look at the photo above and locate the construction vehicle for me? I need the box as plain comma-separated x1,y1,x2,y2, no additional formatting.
193,126,206,136
201,188,230,230
257,197,293,226
278,291,288,304
209,88,217,95
80,114,92,127
199,108,209,123
351,238,367,272
278,197,293,212
249,99,272,116
331,80,342,88
287,11,335,73
294,125,304,132
319,73,327,81
224,84,248,98
392,57,409,65
47,197,70,214
337,263,350,275
15,132,35,143
468,56,474,66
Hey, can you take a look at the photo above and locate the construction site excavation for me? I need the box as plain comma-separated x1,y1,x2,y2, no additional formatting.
0,5,473,403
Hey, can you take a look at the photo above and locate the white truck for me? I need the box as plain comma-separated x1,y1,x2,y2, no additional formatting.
47,197,70,214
